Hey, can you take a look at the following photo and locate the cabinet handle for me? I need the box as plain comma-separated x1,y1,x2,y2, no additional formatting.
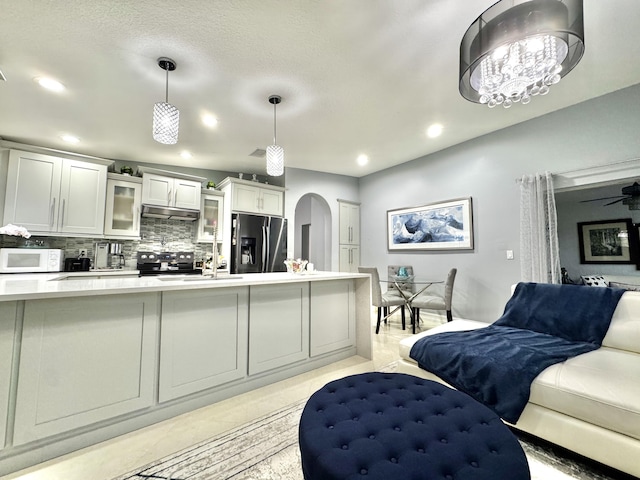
60,199,65,227
174,189,177,206
50,198,56,227
168,188,172,205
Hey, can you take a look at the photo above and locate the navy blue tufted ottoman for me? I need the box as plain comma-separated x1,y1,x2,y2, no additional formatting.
298,372,530,480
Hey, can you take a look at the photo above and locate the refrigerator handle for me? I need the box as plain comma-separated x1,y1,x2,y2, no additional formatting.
262,225,268,273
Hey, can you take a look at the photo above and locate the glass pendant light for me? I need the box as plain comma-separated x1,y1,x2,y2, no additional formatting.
266,95,284,176
153,57,180,144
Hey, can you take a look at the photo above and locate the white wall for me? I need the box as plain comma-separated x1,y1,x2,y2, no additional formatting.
359,83,640,322
284,168,359,271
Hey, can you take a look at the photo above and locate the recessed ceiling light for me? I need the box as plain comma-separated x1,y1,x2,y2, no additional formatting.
202,114,218,128
61,134,79,144
426,123,443,138
357,154,369,166
34,76,65,92
180,150,192,159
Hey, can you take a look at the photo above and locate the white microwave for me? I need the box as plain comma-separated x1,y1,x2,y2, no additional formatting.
0,248,64,273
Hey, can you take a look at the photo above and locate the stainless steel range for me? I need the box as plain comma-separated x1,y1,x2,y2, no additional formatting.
136,251,202,276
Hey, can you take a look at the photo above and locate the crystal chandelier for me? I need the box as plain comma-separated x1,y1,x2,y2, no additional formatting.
266,95,284,176
153,57,180,144
459,0,585,109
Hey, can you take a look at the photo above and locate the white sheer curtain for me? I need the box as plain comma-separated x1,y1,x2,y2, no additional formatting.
520,171,561,283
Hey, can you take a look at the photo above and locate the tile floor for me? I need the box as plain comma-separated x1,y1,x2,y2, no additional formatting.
1,309,421,480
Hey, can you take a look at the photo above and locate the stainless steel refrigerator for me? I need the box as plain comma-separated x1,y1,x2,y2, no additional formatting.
230,213,287,274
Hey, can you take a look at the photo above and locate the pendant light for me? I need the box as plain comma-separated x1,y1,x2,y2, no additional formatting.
459,0,585,108
153,57,180,144
266,95,284,176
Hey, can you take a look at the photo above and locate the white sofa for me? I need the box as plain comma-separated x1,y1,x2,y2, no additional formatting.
398,291,640,478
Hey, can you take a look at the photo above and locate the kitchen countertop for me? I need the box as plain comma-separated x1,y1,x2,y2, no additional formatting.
0,271,369,302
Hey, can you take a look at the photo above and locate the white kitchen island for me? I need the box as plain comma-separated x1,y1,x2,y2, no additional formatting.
0,271,371,476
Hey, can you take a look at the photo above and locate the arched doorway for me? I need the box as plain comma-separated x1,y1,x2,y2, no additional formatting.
294,193,332,271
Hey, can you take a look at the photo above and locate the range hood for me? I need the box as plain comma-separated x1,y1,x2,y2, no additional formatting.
141,204,200,221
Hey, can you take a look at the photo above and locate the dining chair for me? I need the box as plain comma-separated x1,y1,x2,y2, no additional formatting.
410,268,457,323
358,266,406,334
387,265,415,297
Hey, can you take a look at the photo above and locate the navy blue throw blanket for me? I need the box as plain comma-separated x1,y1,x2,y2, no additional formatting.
410,282,624,423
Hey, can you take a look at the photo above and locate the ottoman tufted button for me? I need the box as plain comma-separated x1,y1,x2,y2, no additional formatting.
299,373,529,480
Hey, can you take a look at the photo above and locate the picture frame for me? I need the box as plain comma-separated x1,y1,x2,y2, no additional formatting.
387,197,473,251
577,218,636,264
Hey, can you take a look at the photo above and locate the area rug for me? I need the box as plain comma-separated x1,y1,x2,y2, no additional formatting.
112,397,626,480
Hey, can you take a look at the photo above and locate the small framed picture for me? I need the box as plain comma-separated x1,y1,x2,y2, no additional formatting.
387,197,473,251
578,218,636,264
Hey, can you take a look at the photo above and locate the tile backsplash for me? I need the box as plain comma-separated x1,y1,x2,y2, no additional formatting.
0,217,220,269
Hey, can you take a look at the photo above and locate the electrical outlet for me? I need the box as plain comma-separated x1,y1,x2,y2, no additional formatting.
506,250,514,260
79,249,86,257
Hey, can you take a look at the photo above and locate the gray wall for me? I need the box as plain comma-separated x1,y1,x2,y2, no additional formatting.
285,168,359,271
359,83,640,322
556,184,640,281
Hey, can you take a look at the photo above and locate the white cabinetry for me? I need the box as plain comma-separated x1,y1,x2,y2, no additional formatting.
248,282,309,375
0,302,17,451
3,149,109,236
338,201,360,272
197,189,224,243
104,173,142,238
140,167,204,210
339,245,360,273
339,202,360,245
310,280,356,357
13,294,158,446
218,177,284,216
159,288,248,402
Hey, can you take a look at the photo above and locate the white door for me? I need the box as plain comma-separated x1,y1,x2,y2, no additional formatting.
197,194,224,242
142,173,172,206
58,160,107,235
104,179,142,237
3,150,62,233
173,178,201,210
260,188,284,216
233,184,261,213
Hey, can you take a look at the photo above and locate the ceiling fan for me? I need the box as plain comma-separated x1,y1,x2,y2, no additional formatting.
580,181,640,209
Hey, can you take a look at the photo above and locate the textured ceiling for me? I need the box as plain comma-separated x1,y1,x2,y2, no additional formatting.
1,1,640,178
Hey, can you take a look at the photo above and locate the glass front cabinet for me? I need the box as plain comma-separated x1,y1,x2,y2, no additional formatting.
104,174,142,238
197,190,224,243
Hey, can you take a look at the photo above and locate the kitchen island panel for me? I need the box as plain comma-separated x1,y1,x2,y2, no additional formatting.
310,279,356,357
0,302,17,451
159,287,249,402
248,283,310,375
13,294,159,446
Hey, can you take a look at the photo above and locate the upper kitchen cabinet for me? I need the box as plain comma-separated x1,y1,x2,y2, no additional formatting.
218,177,284,217
3,149,109,236
197,189,224,243
339,201,360,245
104,173,142,238
139,167,204,210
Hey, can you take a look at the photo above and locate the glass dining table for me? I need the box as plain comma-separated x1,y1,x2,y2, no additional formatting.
382,276,444,334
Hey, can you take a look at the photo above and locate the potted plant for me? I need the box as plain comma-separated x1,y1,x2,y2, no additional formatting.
206,181,216,189
120,165,134,176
